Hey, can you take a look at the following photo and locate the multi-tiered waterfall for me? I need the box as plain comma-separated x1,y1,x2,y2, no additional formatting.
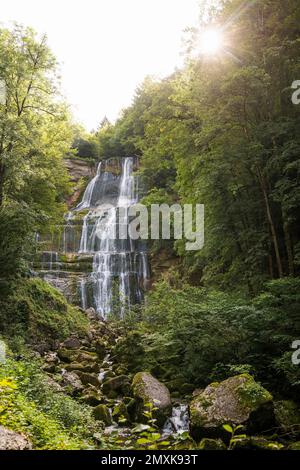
34,157,149,319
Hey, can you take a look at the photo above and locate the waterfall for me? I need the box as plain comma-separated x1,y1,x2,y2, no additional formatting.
75,157,149,319
162,405,189,435
75,161,102,211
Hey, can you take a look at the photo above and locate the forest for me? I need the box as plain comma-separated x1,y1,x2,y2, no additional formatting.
0,0,300,452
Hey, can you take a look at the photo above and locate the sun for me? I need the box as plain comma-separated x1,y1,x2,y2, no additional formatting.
199,28,223,55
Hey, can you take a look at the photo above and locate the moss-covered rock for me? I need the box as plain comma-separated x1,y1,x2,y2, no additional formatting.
189,374,274,439
199,438,226,450
94,340,107,360
232,437,284,450
73,371,100,387
132,372,172,426
102,375,131,397
65,362,99,373
92,404,112,425
274,400,300,436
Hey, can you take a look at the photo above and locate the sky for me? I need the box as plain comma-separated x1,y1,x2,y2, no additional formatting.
1,0,200,130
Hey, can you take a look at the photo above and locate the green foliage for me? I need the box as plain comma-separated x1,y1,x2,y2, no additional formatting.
0,25,73,279
0,360,93,449
0,278,89,347
134,278,300,396
89,0,300,291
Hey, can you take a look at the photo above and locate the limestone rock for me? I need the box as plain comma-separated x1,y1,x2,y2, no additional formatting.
132,372,172,426
189,374,274,439
61,371,84,395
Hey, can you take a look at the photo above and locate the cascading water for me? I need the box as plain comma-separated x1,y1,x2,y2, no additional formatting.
34,156,149,318
75,156,149,318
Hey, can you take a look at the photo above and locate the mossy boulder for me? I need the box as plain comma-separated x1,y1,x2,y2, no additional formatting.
199,438,226,450
132,372,172,426
102,375,131,397
274,400,300,437
232,437,284,450
189,374,274,440
73,371,100,387
92,404,112,425
57,348,79,363
65,362,99,373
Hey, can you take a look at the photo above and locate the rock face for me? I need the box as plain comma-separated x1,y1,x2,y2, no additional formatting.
0,426,32,450
132,372,172,426
189,374,274,439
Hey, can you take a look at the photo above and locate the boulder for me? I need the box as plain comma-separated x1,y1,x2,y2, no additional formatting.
81,387,103,406
62,337,81,350
274,400,300,437
92,404,112,425
199,438,226,450
102,375,131,397
232,436,284,450
189,374,274,440
57,348,79,363
0,426,32,450
61,371,84,395
94,340,107,360
73,371,100,388
132,372,172,426
65,362,99,373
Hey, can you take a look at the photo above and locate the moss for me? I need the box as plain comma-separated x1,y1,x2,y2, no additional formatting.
199,438,226,450
236,374,272,410
0,278,89,348
289,441,300,450
92,405,112,425
274,400,300,432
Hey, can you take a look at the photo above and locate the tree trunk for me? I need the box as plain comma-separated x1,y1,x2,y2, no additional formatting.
257,167,283,278
282,218,294,276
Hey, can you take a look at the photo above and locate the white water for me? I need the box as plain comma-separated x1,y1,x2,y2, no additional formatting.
163,405,189,435
74,157,149,318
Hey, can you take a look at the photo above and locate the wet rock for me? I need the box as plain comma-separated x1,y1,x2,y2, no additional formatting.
189,374,274,440
85,307,98,321
132,372,172,426
0,426,32,450
92,404,112,425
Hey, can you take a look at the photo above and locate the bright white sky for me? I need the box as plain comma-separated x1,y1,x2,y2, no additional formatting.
1,0,200,130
